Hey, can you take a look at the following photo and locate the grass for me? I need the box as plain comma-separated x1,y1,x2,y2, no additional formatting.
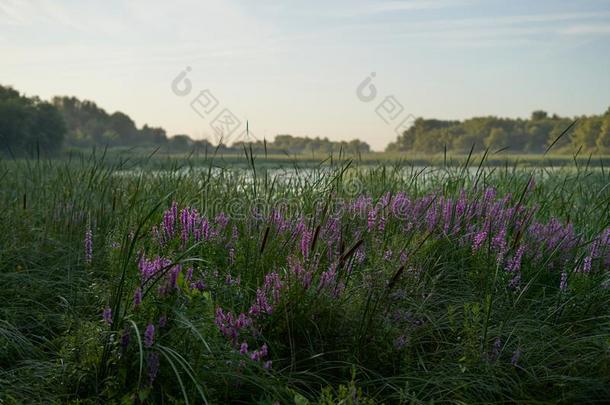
65,146,610,169
0,150,609,404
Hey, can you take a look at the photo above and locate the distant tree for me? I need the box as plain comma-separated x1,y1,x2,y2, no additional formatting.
531,110,548,121
571,117,602,151
32,102,67,153
108,112,137,144
596,113,610,152
485,127,510,150
168,134,193,152
386,110,609,155
0,85,65,156
52,95,171,149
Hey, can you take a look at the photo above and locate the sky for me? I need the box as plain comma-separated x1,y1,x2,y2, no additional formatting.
1,0,610,150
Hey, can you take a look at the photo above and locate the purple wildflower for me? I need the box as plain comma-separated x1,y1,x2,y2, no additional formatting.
582,256,592,273
492,227,508,265
264,272,282,302
120,327,131,350
144,323,155,348
158,314,167,328
472,230,488,253
560,271,568,292
394,335,408,350
378,215,386,232
300,228,312,259
367,208,377,232
201,218,210,241
250,344,269,361
319,265,337,291
133,287,142,308
508,272,521,290
505,245,525,273
84,227,93,264
215,212,229,232
102,306,112,325
425,203,437,231
442,198,453,234
240,342,249,355
250,289,273,316
354,246,366,264
162,202,178,241
147,352,160,384
192,280,205,291
167,264,181,291
215,308,251,342
399,251,409,265
511,348,522,367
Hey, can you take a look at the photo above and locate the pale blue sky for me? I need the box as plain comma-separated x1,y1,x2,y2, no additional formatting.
1,0,609,150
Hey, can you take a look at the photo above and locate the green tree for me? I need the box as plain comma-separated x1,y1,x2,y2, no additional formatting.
571,117,602,151
531,110,548,121
485,127,510,150
0,85,65,155
596,113,610,152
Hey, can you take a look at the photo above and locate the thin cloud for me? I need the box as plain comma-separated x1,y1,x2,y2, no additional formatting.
364,0,473,13
561,24,610,35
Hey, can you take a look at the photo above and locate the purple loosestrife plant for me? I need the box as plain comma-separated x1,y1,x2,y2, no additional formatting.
84,226,93,264
300,228,312,259
162,202,178,242
147,352,160,384
505,246,526,274
133,287,142,308
102,306,112,325
511,348,522,367
120,328,131,351
472,230,488,253
144,323,155,348
240,342,249,355
560,271,568,291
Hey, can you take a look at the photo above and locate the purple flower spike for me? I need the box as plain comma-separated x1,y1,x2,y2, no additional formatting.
560,272,568,292
144,323,155,348
511,348,522,367
133,287,142,308
147,352,160,384
102,306,112,325
120,328,131,350
300,229,312,259
472,230,487,253
240,342,249,355
84,227,93,264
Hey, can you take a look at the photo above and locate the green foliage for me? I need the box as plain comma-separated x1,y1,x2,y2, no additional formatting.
317,369,377,405
386,109,610,154
0,85,66,156
234,134,371,155
52,95,172,149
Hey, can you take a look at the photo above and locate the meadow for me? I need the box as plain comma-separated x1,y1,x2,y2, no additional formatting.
0,151,609,403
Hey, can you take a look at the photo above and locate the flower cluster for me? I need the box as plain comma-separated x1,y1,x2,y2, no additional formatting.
117,187,609,387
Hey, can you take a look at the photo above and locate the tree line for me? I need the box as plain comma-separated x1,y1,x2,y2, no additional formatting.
386,109,610,154
0,85,371,156
2,84,610,156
